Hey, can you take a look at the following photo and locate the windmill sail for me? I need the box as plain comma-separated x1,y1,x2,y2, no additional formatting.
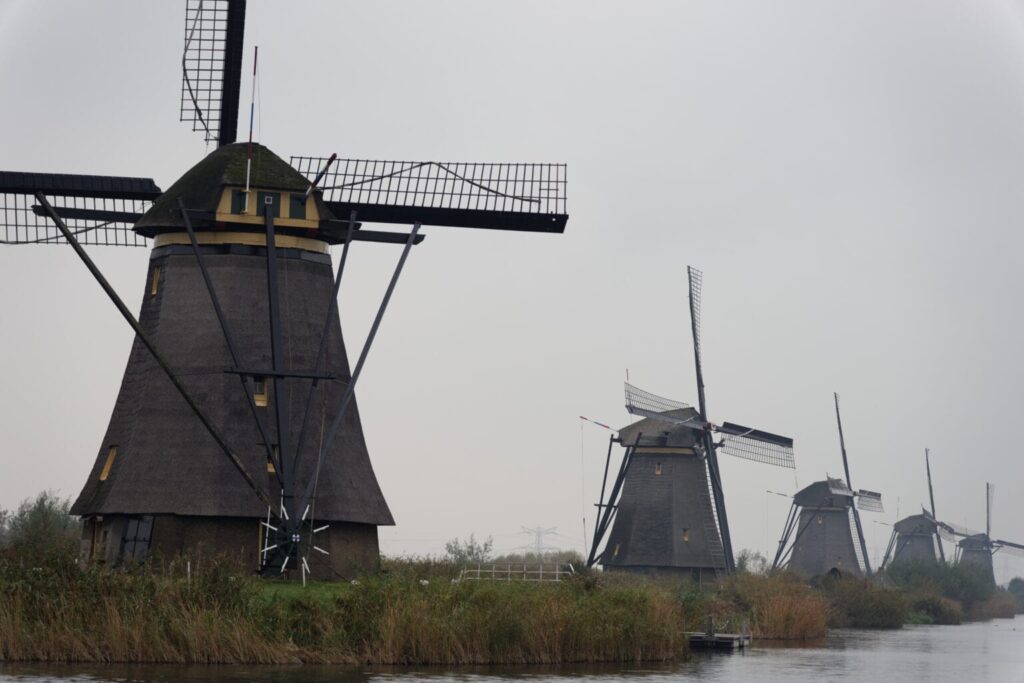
291,157,567,232
717,422,795,469
180,0,247,146
855,489,884,512
994,539,1024,557
623,382,701,428
0,171,160,246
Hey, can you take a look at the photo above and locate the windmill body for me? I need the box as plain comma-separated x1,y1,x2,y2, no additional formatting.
784,479,864,577
881,451,945,570
587,268,795,581
887,513,943,566
600,411,725,581
958,534,996,584
71,145,390,577
1,2,568,579
772,396,880,578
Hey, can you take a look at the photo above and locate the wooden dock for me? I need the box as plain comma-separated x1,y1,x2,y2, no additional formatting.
686,631,752,650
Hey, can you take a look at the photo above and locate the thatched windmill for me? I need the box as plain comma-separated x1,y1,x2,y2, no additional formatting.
0,1,567,580
772,394,883,578
880,449,946,568
587,267,795,581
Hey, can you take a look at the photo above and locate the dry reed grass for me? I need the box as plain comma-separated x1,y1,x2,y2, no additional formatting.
0,554,687,665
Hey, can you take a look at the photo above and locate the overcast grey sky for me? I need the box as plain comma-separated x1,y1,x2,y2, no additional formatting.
2,0,1024,582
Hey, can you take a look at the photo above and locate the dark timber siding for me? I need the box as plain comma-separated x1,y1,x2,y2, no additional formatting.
603,447,726,576
72,241,392,574
788,507,861,577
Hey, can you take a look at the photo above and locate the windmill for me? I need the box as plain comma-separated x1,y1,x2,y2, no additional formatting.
0,1,567,580
940,483,1024,586
772,394,883,578
880,449,945,569
587,267,795,581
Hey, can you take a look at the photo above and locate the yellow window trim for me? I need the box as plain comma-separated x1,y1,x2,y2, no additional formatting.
150,266,161,296
254,377,268,407
99,446,118,481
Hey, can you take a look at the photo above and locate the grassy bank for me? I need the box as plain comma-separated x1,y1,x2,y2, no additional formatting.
0,552,686,665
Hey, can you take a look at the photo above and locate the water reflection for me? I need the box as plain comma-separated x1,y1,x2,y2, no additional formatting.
2,617,1022,683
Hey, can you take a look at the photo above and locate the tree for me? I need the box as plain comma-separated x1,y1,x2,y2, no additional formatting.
736,548,769,575
2,491,77,553
1008,577,1024,613
444,533,494,565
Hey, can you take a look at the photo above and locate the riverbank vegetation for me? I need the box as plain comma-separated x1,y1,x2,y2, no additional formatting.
0,494,1022,665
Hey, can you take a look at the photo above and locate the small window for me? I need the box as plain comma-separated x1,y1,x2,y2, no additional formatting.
288,194,307,220
613,543,620,557
682,528,690,543
655,462,663,476
231,189,249,214
150,266,161,296
99,446,118,481
121,515,154,562
268,446,278,474
257,192,281,217
253,377,268,407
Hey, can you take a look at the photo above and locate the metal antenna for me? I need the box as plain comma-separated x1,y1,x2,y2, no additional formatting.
834,392,871,576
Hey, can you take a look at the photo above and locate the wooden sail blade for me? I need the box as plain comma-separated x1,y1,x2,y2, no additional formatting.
717,422,795,469
0,171,160,246
994,539,1024,557
855,489,885,513
291,157,567,232
180,0,247,146
623,382,703,430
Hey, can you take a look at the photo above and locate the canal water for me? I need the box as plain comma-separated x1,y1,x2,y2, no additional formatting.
2,618,1022,682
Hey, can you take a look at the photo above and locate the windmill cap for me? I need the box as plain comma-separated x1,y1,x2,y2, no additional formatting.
794,479,854,507
134,143,330,236
893,513,938,534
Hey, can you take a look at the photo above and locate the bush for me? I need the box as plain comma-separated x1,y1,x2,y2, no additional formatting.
1008,577,1024,613
443,534,493,565
0,491,78,556
907,594,962,625
820,575,907,628
720,572,828,639
883,560,996,619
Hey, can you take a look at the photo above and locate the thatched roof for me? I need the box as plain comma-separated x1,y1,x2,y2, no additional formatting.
134,143,330,235
793,479,854,508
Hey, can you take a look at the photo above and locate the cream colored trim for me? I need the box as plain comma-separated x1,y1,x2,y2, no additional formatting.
635,447,695,455
153,231,329,254
216,187,320,229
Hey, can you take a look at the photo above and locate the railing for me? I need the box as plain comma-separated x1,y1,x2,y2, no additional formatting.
457,563,575,583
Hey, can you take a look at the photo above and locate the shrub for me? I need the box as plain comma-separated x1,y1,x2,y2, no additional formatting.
820,575,907,628
0,491,78,556
443,534,494,565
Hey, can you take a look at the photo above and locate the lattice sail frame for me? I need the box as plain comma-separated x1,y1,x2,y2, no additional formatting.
688,266,704,362
1,193,151,247
292,157,567,217
855,489,884,513
718,428,795,469
622,382,795,469
181,0,228,143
